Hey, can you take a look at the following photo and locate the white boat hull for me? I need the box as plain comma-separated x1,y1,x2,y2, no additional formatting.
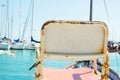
23,43,35,50
10,42,35,50
11,43,24,50
0,43,9,50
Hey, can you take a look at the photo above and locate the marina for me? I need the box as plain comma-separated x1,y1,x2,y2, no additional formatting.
0,0,120,80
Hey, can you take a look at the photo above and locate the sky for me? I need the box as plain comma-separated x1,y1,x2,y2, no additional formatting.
0,0,120,42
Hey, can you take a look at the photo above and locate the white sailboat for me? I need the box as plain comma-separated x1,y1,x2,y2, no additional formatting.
10,0,25,50
11,0,38,50
0,37,11,49
0,1,11,50
23,0,40,50
11,39,25,50
23,0,35,50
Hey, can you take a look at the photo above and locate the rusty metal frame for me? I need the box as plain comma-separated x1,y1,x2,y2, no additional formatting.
35,20,109,80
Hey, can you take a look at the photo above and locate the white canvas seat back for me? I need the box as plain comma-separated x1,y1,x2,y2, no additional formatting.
41,21,108,54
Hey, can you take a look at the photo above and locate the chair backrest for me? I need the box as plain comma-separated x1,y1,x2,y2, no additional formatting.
36,21,109,80
41,21,108,55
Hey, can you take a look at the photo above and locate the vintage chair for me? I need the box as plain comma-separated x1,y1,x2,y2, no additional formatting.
35,20,109,80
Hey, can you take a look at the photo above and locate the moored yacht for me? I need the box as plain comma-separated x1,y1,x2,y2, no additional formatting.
0,37,11,50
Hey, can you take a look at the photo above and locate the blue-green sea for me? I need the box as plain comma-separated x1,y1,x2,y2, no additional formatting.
0,50,120,80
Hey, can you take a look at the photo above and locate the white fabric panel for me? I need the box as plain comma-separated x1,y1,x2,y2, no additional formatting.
44,23,105,54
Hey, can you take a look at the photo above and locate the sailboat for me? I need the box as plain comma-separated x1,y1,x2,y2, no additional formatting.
0,1,12,50
10,40,26,50
11,0,39,50
19,0,35,50
23,0,40,50
0,37,11,49
10,0,25,50
10,0,37,50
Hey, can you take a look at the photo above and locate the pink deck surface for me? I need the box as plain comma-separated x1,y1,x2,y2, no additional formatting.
43,67,99,80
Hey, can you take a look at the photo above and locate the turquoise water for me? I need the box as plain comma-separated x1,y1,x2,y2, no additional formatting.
0,50,120,80
109,52,120,75
0,50,71,80
0,50,35,80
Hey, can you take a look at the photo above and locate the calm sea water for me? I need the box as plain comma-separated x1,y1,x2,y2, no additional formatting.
0,50,71,80
0,50,35,80
109,52,120,75
0,50,119,80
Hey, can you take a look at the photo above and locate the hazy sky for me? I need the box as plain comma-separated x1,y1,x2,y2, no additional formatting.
0,0,120,41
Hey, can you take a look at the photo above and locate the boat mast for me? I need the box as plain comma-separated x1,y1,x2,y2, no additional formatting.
6,0,9,38
0,4,5,38
19,0,21,40
88,0,93,68
31,0,34,42
21,0,32,41
89,0,93,21
10,0,14,40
